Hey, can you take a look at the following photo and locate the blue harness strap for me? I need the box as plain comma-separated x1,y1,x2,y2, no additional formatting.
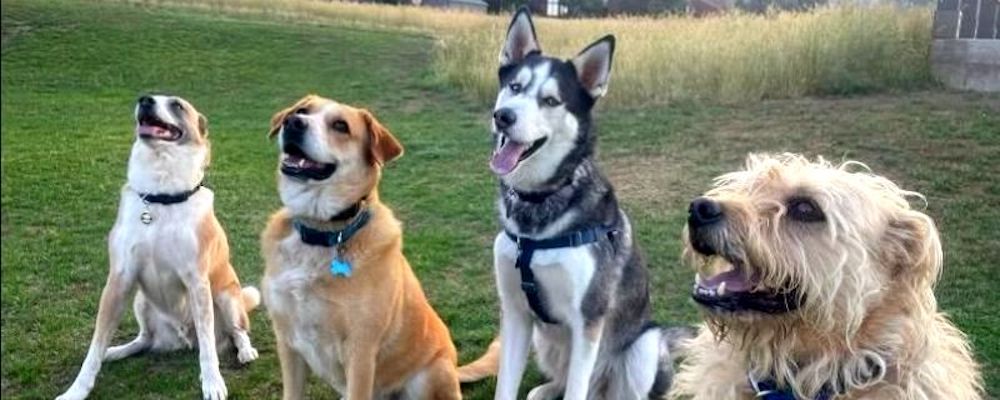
749,374,835,400
505,227,617,324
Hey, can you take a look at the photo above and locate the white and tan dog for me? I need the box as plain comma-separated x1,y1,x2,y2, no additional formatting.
57,95,260,400
670,153,982,400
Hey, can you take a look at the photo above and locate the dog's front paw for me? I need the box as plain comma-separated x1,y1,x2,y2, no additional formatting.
200,372,228,400
237,346,259,364
55,384,91,400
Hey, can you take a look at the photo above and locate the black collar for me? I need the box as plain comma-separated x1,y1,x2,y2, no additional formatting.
508,188,556,203
506,179,572,204
137,181,203,205
294,208,372,248
328,200,364,222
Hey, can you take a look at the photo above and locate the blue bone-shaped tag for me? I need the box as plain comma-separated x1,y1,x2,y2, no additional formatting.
329,257,352,277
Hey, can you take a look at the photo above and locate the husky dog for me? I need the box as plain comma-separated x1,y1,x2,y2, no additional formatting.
464,8,692,400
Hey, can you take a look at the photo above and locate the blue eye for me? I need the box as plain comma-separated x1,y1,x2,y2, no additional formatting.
542,96,562,107
509,82,523,93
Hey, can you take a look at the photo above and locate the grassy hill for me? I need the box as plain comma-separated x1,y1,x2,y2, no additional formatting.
2,0,998,398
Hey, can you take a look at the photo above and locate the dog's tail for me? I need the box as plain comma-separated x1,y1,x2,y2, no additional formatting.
649,325,698,399
661,325,697,362
242,286,262,312
457,337,500,383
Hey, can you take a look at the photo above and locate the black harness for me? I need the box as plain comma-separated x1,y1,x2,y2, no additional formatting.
505,226,617,324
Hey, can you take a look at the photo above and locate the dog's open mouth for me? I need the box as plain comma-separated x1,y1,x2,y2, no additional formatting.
136,114,182,141
693,257,800,314
280,143,336,181
490,135,548,175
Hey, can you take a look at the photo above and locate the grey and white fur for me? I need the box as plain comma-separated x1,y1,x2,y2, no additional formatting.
488,8,693,400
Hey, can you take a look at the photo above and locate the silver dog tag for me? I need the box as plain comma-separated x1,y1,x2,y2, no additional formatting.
140,208,153,224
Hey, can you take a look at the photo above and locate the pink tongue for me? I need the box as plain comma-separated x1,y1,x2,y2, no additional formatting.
490,141,527,175
136,124,167,137
701,269,754,292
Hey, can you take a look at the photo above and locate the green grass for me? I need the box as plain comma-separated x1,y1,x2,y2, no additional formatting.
1,1,998,399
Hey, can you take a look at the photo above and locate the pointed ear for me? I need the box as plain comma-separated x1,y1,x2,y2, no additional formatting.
882,210,942,288
499,6,541,66
198,114,209,137
571,35,615,99
361,110,403,165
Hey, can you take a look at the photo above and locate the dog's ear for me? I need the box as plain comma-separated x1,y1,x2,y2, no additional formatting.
571,35,615,99
361,109,403,165
269,95,317,139
198,114,209,137
268,106,291,139
882,210,942,288
500,6,540,66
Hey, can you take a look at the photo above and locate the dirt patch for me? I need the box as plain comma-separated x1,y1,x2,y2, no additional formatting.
397,94,433,114
606,154,716,211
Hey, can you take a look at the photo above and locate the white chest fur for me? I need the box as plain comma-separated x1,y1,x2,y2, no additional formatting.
493,231,598,325
112,188,212,314
265,234,347,390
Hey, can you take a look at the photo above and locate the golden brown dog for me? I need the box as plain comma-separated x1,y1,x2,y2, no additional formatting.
669,154,982,400
261,95,462,400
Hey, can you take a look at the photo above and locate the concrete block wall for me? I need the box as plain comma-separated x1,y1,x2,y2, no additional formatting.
932,0,1000,92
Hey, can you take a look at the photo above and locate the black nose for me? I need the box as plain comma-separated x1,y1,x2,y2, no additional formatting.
283,115,307,134
138,95,155,109
688,197,723,228
493,108,517,130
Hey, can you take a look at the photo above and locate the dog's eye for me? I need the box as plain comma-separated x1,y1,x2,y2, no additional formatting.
509,82,523,93
171,101,184,111
787,197,825,222
542,96,562,107
294,107,309,115
330,120,349,133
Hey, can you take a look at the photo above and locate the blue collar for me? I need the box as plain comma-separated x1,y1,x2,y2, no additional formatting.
293,208,371,248
749,373,835,400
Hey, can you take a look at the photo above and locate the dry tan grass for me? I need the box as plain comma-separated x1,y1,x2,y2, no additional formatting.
120,0,933,106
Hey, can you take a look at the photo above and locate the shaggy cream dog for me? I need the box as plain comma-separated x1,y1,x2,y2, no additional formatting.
670,154,982,400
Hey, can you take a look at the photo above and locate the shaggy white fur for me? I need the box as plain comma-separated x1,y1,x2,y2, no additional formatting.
670,153,982,400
